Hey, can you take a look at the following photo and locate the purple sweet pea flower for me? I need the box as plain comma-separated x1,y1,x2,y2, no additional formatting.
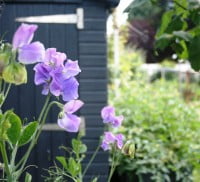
18,41,45,64
44,48,66,67
101,132,124,151
58,114,81,133
64,100,84,114
12,23,45,64
101,106,124,128
62,77,79,101
57,100,84,132
63,59,81,79
101,106,115,124
115,134,124,149
12,23,38,49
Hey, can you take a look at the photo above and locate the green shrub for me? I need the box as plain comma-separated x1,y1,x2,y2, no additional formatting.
110,80,200,182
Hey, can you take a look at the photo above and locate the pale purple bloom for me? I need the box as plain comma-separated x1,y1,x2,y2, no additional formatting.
64,59,81,79
101,106,115,124
33,48,80,100
58,114,81,133
101,132,124,151
58,100,84,132
18,42,45,64
34,63,51,85
62,77,79,101
112,115,124,128
115,134,124,149
44,48,66,67
12,23,38,49
101,106,124,128
64,100,84,114
12,23,45,64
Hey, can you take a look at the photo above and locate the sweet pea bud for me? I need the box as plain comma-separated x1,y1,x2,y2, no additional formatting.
0,120,11,140
2,62,27,85
0,52,11,75
122,140,135,159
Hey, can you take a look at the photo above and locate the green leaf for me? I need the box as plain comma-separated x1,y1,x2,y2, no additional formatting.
155,33,174,50
188,36,200,71
156,10,174,37
25,172,32,182
79,144,87,154
173,31,192,41
72,138,81,154
68,157,81,177
56,156,67,170
18,121,38,146
6,111,22,145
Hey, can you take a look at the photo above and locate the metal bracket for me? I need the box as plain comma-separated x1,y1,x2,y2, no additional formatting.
15,8,84,29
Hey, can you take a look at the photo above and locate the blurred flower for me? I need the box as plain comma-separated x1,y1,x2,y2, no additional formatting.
58,100,84,132
12,23,45,64
101,132,124,151
101,106,124,127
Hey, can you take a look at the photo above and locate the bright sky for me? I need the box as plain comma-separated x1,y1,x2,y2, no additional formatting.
107,0,133,35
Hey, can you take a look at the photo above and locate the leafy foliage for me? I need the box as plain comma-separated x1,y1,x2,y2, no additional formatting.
155,0,200,71
108,47,200,181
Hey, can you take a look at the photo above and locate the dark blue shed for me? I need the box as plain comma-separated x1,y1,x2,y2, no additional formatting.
0,0,120,181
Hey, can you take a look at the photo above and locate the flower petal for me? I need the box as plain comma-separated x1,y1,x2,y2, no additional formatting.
57,114,81,132
111,115,124,128
50,79,62,96
33,63,51,85
42,83,49,95
101,106,115,124
64,60,81,79
18,41,45,64
101,141,110,151
104,132,116,143
64,100,84,114
62,77,79,101
12,23,38,49
45,48,66,67
115,134,124,149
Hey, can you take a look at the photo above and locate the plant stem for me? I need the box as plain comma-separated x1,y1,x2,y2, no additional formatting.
107,149,119,182
0,83,11,108
17,99,60,176
15,95,51,171
82,143,101,177
10,143,18,169
0,141,10,177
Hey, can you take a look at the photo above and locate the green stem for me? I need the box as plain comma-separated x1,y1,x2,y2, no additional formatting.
10,144,18,169
17,99,60,176
0,83,11,108
0,141,10,177
82,143,101,177
37,94,51,123
15,95,51,170
107,150,119,182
